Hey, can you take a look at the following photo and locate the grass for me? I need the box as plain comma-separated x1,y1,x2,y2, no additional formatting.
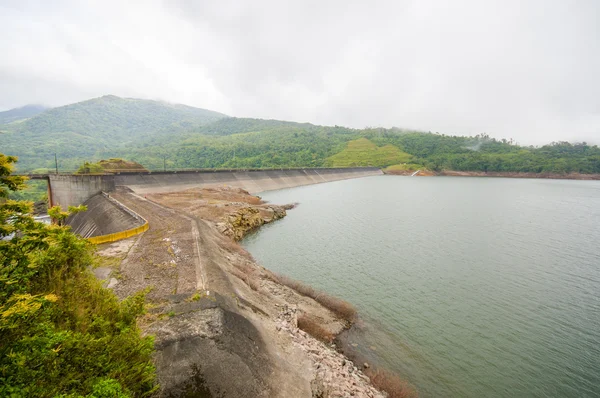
218,234,256,260
190,292,202,301
297,313,334,343
364,368,418,398
325,138,413,168
92,252,123,269
268,273,357,323
229,267,261,291
384,163,426,172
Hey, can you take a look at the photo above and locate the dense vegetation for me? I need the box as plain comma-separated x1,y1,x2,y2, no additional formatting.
0,154,156,397
8,180,48,203
76,159,148,174
1,96,599,175
0,95,227,172
0,105,47,125
324,137,413,167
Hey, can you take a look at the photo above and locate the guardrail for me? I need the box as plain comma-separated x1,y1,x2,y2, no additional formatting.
88,222,149,245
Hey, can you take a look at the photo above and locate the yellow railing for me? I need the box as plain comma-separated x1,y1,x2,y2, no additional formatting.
88,221,149,244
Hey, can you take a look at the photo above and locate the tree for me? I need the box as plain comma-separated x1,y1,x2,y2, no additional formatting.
0,153,156,397
76,161,105,174
0,154,27,199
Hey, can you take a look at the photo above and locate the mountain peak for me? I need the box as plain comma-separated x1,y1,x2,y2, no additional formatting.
0,104,49,124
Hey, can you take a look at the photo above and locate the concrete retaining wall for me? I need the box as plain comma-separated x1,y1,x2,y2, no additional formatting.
67,193,145,239
60,167,380,243
49,168,382,208
113,167,383,195
49,174,115,209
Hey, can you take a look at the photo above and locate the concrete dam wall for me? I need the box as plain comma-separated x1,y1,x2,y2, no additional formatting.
113,167,383,195
49,174,116,209
67,193,145,239
50,167,382,209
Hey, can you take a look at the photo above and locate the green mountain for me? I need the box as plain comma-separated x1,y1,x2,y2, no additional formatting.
0,104,48,124
1,95,599,175
0,95,227,171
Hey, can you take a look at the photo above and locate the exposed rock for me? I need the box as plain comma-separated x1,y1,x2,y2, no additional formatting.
276,307,385,398
222,205,287,240
148,294,273,398
145,187,289,241
97,186,391,398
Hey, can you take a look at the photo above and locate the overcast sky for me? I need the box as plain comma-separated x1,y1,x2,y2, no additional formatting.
1,0,598,145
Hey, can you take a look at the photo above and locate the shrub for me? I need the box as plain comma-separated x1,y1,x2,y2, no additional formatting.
364,368,418,398
230,266,261,291
268,273,357,323
0,153,156,397
297,313,334,343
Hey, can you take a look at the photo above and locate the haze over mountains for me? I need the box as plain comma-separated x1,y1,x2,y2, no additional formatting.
0,105,48,125
0,95,227,170
1,95,599,175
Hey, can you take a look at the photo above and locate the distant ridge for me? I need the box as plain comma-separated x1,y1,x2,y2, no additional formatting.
1,95,229,170
1,95,598,177
6,95,227,136
0,104,48,124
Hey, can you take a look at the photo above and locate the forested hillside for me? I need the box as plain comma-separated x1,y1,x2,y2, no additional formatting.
0,104,48,124
1,96,599,175
325,137,413,167
0,95,227,171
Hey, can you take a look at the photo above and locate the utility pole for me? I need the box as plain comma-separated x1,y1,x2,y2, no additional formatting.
54,153,58,174
163,155,166,172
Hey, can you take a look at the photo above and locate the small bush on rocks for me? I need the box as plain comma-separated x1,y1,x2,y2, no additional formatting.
269,273,357,323
297,313,334,343
365,368,418,398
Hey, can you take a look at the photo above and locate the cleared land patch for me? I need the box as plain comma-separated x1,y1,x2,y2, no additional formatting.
325,137,412,167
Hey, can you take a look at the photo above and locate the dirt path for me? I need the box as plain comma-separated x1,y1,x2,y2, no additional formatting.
110,189,205,300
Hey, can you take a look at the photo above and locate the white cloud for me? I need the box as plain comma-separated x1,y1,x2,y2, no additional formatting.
1,0,598,144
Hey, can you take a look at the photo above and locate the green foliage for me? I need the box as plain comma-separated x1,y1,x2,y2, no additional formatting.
2,96,600,175
8,180,47,202
367,132,600,174
48,204,87,226
385,163,426,172
0,153,156,397
324,137,413,167
1,95,227,172
0,154,27,197
0,105,47,125
76,161,105,174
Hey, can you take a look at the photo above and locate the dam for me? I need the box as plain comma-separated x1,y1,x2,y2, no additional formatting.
44,167,382,209
35,167,382,240
23,167,393,396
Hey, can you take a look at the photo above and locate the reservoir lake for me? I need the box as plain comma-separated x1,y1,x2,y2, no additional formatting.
242,176,600,397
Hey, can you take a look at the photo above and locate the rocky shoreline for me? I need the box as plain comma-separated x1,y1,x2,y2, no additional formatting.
95,186,404,397
276,305,385,398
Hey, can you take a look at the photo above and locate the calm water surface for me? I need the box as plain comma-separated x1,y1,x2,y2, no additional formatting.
243,176,600,397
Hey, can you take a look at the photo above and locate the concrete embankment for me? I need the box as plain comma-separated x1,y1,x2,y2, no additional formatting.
49,167,382,209
113,167,383,195
67,193,145,239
